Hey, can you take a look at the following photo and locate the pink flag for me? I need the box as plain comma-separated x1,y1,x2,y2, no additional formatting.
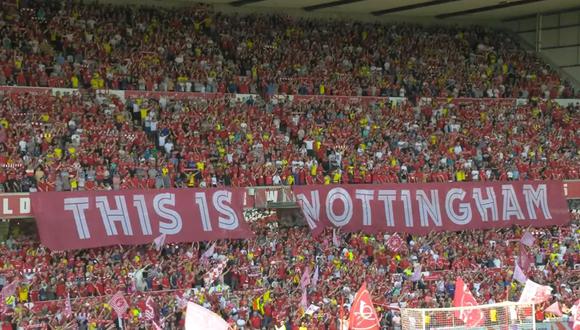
311,265,319,289
0,280,18,299
64,293,72,318
518,280,552,304
185,301,229,330
572,299,580,330
518,249,533,272
144,296,157,321
410,264,422,282
386,233,404,252
300,266,311,290
545,302,563,317
201,242,216,260
513,263,527,284
300,288,308,309
153,233,166,251
332,228,340,248
520,231,535,247
108,291,129,317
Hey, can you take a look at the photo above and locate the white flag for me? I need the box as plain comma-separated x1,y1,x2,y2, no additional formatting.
185,301,229,330
153,233,166,251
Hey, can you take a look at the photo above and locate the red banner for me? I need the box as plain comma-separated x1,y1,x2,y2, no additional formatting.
293,181,570,236
31,188,253,250
0,193,31,218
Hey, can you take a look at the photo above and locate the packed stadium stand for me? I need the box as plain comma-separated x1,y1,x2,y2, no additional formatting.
0,0,579,329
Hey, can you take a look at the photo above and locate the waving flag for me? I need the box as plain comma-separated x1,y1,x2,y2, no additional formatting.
153,233,166,251
108,291,129,317
518,280,552,304
311,265,319,289
518,249,533,272
545,302,563,317
144,296,157,321
64,293,72,318
201,242,216,260
300,266,311,290
185,301,229,330
349,282,380,330
513,263,528,284
410,264,422,282
386,233,404,252
203,258,228,287
453,277,484,328
0,280,18,299
300,288,308,309
332,228,340,248
520,231,535,247
571,299,580,330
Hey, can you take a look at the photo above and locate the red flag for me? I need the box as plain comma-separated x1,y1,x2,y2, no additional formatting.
545,302,562,317
453,277,484,328
386,233,404,252
348,282,380,330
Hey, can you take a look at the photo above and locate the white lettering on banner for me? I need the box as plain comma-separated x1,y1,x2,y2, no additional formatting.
213,190,239,230
153,193,182,235
416,190,442,227
400,190,414,227
194,193,212,231
295,183,557,230
133,195,153,235
377,190,397,227
96,196,134,236
63,191,242,240
355,189,374,226
64,198,90,239
473,187,499,222
326,188,353,227
266,190,278,203
502,185,525,221
2,198,12,215
445,189,472,225
522,184,551,220
296,191,320,230
19,197,30,214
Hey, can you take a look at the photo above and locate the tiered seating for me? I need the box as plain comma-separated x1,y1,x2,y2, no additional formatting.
0,213,578,329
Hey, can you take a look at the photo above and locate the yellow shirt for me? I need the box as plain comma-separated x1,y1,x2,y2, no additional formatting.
19,287,28,302
71,76,79,88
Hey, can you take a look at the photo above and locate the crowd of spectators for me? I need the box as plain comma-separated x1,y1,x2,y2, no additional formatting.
0,90,577,193
0,1,577,99
0,1,578,330
0,212,578,329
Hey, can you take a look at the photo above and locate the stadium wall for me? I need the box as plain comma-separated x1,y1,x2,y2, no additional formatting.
505,8,580,89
